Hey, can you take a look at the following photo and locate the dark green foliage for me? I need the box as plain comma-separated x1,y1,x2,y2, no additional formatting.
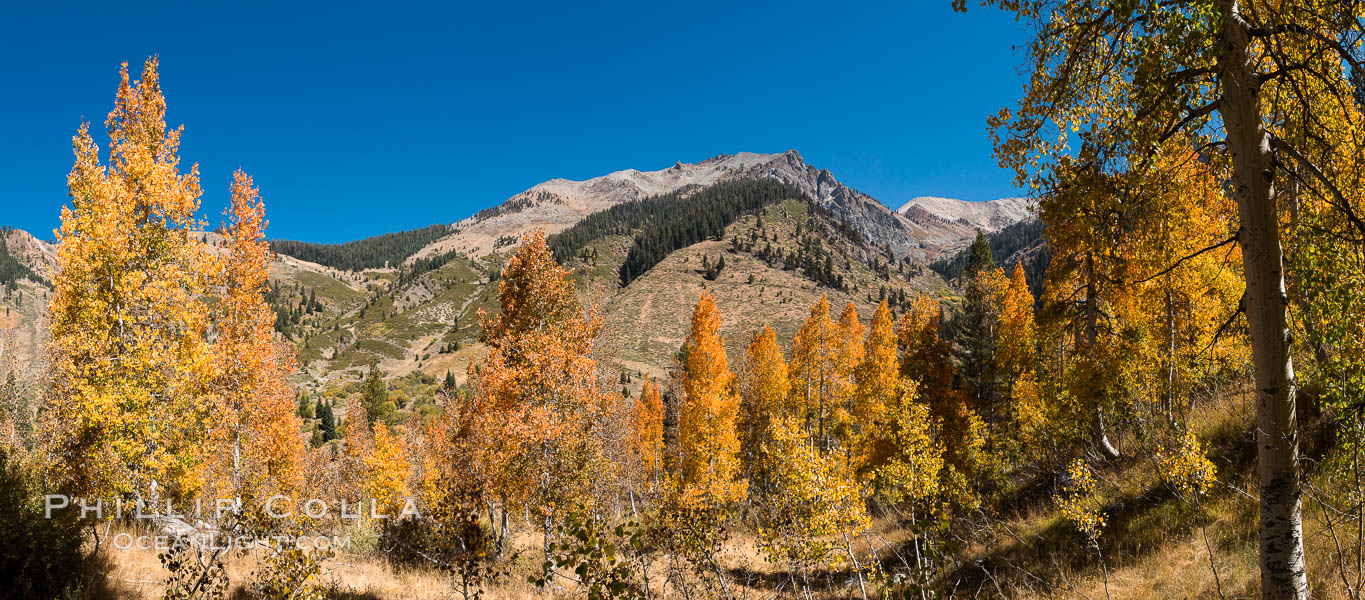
264,282,322,338
270,224,452,271
546,179,808,285
0,230,45,288
956,270,1003,424
0,449,87,599
317,401,338,442
363,365,397,425
930,218,1050,297
399,249,461,285
964,230,994,278
297,393,313,419
701,255,726,280
471,196,534,222
756,228,847,290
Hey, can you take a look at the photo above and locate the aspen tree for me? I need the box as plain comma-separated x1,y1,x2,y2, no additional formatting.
47,58,217,501
738,325,789,496
789,295,837,453
966,0,1365,589
678,292,744,505
204,171,305,502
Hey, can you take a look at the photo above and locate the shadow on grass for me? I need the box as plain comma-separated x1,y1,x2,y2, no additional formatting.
949,404,1261,595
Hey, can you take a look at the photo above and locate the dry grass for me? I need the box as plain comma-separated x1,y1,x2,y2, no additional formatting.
964,388,1365,599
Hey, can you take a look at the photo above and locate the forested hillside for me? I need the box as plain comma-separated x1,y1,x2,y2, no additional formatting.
548,179,806,285
0,228,43,288
270,223,452,270
930,218,1048,295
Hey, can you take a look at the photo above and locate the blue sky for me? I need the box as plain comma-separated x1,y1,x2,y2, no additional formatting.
0,2,1031,243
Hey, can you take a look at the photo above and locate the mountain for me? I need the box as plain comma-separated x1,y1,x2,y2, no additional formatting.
0,228,56,394
410,150,925,262
896,196,1035,258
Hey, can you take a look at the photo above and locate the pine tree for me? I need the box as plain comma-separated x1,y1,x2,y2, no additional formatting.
964,230,994,278
362,365,396,425
318,402,337,443
957,265,1008,428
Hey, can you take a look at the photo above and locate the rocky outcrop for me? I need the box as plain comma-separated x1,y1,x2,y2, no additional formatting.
896,196,1036,258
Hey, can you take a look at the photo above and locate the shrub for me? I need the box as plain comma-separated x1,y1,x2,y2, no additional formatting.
0,449,87,599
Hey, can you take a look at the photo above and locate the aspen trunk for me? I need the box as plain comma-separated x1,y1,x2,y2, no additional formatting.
1084,253,1120,459
1218,2,1309,597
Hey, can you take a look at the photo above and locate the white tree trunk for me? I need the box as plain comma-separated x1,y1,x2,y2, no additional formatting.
1218,2,1309,597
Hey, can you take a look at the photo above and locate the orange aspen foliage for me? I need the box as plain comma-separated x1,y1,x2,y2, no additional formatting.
679,292,745,505
996,263,1037,384
340,397,374,503
364,422,411,517
631,379,665,488
203,171,304,502
897,294,985,497
830,303,864,450
896,295,956,411
467,230,614,576
738,324,790,493
789,295,837,452
46,58,217,501
852,300,899,472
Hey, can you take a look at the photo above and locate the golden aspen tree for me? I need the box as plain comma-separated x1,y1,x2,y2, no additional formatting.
753,415,868,592
970,0,1365,589
996,263,1037,385
470,230,612,581
871,390,943,510
852,300,898,474
995,263,1049,461
1126,146,1243,423
678,292,744,505
738,325,789,496
340,397,374,505
203,171,304,502
630,378,664,491
831,303,864,452
896,295,955,408
789,295,837,452
1037,161,1134,460
46,58,217,501
421,385,514,560
364,422,410,517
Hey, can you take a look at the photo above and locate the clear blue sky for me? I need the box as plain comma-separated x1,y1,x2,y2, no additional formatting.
0,2,1030,244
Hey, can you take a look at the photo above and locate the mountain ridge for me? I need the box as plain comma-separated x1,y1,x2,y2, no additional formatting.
414,150,939,263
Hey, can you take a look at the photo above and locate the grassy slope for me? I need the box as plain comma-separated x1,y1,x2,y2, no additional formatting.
595,199,948,381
